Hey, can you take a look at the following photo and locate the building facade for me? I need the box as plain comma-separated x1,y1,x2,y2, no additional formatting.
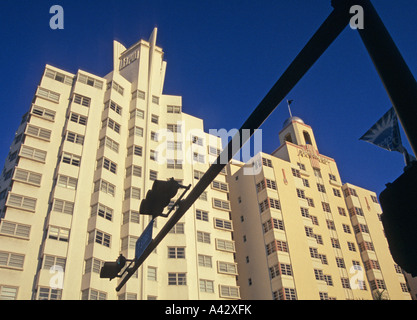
227,116,412,300
0,29,239,300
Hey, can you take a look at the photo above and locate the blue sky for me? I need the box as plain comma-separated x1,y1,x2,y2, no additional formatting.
1,0,416,195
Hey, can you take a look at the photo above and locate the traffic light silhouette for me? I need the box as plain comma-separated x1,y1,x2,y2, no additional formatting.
379,161,417,277
100,254,127,280
140,178,181,219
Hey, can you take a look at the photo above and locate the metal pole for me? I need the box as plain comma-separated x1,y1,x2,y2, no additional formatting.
332,0,417,156
116,6,350,292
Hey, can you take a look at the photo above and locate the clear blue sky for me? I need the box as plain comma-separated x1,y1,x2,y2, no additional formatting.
1,0,416,196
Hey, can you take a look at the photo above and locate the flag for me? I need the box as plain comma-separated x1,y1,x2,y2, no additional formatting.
360,107,403,153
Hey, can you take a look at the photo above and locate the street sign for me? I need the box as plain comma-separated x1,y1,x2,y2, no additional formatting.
135,219,154,261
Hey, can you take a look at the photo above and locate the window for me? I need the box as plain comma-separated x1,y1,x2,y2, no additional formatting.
338,207,346,216
197,231,211,244
200,280,214,293
326,220,336,230
322,202,331,213
31,105,56,121
130,108,145,119
132,90,145,100
196,209,209,222
342,224,351,234
168,247,185,259
192,136,204,146
44,68,73,85
127,145,143,157
147,267,157,281
302,178,310,187
212,180,228,192
274,288,297,300
26,124,51,141
66,131,84,145
106,80,124,95
48,226,69,242
124,187,141,200
126,165,142,178
167,124,181,133
52,199,74,215
344,187,358,197
193,153,205,163
198,255,212,268
194,170,204,180
336,257,345,268
91,203,113,221
0,251,25,269
329,173,337,181
262,158,272,167
99,137,119,153
265,179,277,190
13,168,42,186
78,73,103,89
317,183,326,193
104,100,122,115
167,159,183,169
149,170,158,181
19,145,47,162
150,150,158,161
73,94,91,107
292,168,301,178
169,223,185,234
122,210,140,224
0,221,31,239
0,285,18,300
151,114,159,124
370,195,378,203
6,193,36,211
129,126,143,137
88,230,111,248
214,218,233,231
57,175,77,189
37,287,62,300
256,180,266,193
61,152,81,167
213,198,230,211
296,189,305,199
168,273,187,286
36,87,60,102
306,197,315,207
152,95,159,105
167,141,182,150
208,146,221,156
81,261,105,278
216,239,235,252
70,113,87,125
219,285,240,299
151,131,159,142
102,118,121,134
218,261,238,275
97,157,117,174
81,289,106,300
167,105,181,113
94,179,115,197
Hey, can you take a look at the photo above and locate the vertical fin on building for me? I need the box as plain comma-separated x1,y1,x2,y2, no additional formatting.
113,40,127,73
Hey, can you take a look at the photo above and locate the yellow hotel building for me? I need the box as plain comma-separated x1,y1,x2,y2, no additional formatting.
0,29,238,300
227,116,412,300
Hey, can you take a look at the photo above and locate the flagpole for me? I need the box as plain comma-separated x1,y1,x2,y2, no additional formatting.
287,100,293,118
